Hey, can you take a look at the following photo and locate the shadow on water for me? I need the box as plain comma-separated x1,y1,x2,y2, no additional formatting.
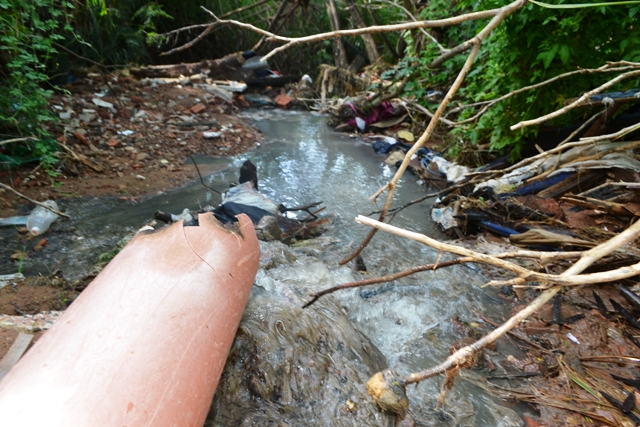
1,110,523,425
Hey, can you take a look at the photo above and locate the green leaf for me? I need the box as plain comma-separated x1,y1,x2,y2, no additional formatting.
557,44,570,64
566,371,601,401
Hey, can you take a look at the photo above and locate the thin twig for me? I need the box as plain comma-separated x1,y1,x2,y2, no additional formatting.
188,155,221,195
579,120,640,143
0,136,37,146
452,65,637,126
372,0,449,53
0,183,69,218
558,110,603,146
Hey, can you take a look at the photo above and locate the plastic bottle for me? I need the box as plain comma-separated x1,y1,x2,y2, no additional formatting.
26,200,60,236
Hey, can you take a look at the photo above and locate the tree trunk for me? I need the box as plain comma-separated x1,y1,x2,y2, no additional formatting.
345,0,380,64
325,0,349,69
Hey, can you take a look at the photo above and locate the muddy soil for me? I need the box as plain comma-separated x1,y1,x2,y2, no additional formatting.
0,70,263,218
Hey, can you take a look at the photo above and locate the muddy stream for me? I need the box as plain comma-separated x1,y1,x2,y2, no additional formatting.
1,111,528,426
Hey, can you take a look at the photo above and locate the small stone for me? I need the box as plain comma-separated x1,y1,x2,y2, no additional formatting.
160,159,169,165
107,137,119,147
134,110,147,118
59,111,72,120
136,152,147,161
124,146,135,152
136,175,146,180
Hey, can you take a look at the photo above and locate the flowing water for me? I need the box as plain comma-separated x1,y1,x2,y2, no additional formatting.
1,110,525,426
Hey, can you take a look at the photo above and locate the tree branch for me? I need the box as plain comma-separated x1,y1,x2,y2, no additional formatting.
510,69,640,130
366,218,640,413
0,183,69,218
453,64,637,126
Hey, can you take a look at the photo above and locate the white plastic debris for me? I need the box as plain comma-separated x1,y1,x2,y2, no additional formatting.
92,98,114,109
0,273,24,290
117,130,135,136
567,333,580,344
203,131,221,139
170,208,193,223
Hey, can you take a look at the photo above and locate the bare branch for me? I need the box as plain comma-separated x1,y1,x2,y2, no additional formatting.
0,136,37,146
454,65,637,126
558,110,603,145
160,23,219,56
357,215,640,287
220,0,272,19
341,0,526,265
372,0,449,54
395,218,640,387
511,69,640,130
308,248,583,308
579,120,640,143
199,2,519,63
401,98,456,126
0,183,69,218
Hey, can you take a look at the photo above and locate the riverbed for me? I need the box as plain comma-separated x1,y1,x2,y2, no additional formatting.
1,110,527,426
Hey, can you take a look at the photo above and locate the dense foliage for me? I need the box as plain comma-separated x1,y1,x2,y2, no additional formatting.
408,0,640,159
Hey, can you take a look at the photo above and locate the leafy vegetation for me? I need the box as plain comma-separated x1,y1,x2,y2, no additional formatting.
407,0,640,160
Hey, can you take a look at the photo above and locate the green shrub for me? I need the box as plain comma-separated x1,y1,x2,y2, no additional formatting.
409,0,640,160
0,0,75,173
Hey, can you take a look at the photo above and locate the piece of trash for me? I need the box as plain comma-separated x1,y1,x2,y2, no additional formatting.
0,273,24,290
0,215,28,227
567,333,580,344
203,131,221,139
92,98,114,109
34,238,48,251
118,130,135,136
136,175,146,181
26,200,60,236
397,130,414,142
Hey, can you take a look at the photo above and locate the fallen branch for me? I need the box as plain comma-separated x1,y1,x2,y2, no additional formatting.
308,248,584,308
558,110,603,145
453,64,637,126
511,69,640,130
357,215,640,287
0,136,37,146
0,183,69,218
401,98,456,126
579,120,640,143
366,218,640,415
